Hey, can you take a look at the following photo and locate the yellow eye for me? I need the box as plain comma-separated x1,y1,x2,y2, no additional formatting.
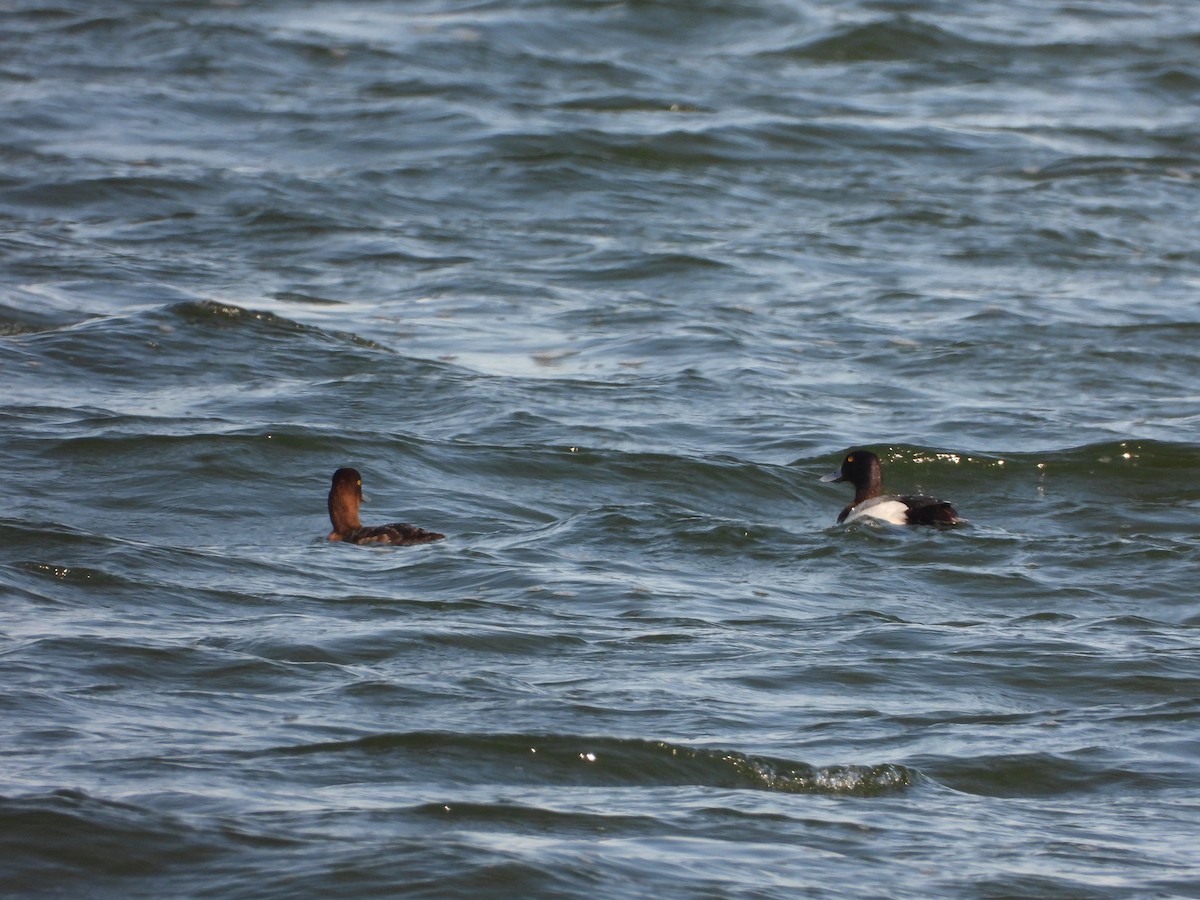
357,480,362,486
846,455,855,463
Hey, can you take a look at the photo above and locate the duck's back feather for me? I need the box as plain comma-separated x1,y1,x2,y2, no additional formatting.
343,523,445,545
900,496,963,526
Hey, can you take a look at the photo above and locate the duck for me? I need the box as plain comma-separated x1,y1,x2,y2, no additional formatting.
327,467,445,545
820,450,964,526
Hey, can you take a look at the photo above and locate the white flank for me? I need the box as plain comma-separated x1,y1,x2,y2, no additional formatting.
844,498,910,526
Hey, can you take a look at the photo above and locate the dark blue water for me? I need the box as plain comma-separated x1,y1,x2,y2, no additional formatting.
3,1,1200,897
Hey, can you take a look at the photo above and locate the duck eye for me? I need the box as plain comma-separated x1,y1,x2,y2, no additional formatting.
846,455,855,463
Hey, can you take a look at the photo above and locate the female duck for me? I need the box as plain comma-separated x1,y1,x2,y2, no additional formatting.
820,450,963,526
327,467,445,545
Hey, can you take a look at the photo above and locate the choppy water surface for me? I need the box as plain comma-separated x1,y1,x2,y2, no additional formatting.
3,1,1200,897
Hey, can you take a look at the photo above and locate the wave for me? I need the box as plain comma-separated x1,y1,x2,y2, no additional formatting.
803,439,1200,483
1,299,457,424
781,16,979,65
253,731,917,797
0,788,295,891
918,750,1166,799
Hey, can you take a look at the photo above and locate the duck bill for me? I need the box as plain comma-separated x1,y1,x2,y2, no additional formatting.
819,468,844,483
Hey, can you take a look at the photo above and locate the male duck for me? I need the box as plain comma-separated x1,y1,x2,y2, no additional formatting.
820,450,963,526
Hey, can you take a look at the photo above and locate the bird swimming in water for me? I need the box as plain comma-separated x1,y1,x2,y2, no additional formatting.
327,467,445,545
820,450,964,526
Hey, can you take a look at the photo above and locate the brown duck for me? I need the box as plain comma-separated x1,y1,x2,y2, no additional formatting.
327,467,445,545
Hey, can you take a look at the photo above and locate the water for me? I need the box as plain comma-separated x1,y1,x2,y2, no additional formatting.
3,1,1199,897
